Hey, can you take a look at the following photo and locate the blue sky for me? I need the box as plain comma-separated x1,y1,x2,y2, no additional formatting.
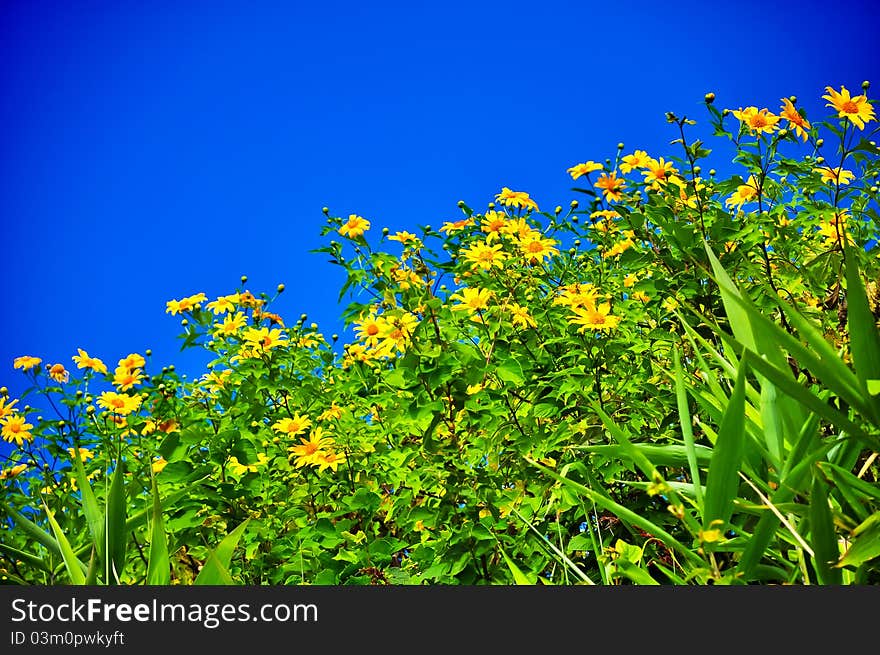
1,0,879,410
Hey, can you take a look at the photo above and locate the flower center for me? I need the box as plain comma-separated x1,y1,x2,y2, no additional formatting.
842,100,858,114
366,324,379,336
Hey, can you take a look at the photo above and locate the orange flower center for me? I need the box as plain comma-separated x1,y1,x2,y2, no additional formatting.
478,251,495,261
9,422,21,433
488,220,504,231
366,324,380,336
527,241,544,253
110,398,126,409
841,100,858,114
750,115,768,128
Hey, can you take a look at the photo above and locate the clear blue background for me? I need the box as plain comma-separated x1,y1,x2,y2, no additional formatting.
2,0,879,413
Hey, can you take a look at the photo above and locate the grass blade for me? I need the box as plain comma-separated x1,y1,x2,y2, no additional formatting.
193,519,250,585
106,457,128,584
844,242,880,423
809,474,843,584
146,474,171,585
497,543,535,585
72,452,105,562
42,502,86,585
675,345,704,510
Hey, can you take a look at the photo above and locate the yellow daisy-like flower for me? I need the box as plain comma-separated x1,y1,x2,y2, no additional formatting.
823,85,876,130
495,187,538,212
602,237,636,258
480,211,509,242
725,175,760,210
631,290,651,303
318,404,343,422
462,240,507,272
779,98,811,141
113,365,144,391
500,217,538,241
272,412,312,437
553,283,599,310
165,293,207,316
619,150,651,173
376,312,419,356
355,313,389,347
339,214,371,238
566,161,603,180
242,326,287,351
590,209,619,221
214,311,247,337
72,349,108,375
594,171,626,202
388,231,418,244
67,447,94,462
392,267,424,291
450,287,494,313
206,293,240,315
814,166,855,186
508,303,537,328
97,391,142,416
152,457,168,474
731,106,780,135
314,449,346,473
227,453,270,476
623,273,638,288
0,396,20,421
661,297,680,313
642,157,678,186
13,356,42,371
440,218,474,234
118,353,146,370
568,302,621,332
0,463,28,480
518,235,559,262
47,363,69,383
288,427,334,468
1,415,34,447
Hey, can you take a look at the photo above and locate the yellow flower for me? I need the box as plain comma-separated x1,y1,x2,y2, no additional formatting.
227,453,269,476
623,273,638,288
518,235,559,263
1,415,34,447
0,463,28,480
13,356,42,371
97,391,142,416
566,161,603,180
355,314,389,347
817,211,854,245
440,218,474,234
620,150,650,173
779,98,811,141
392,267,424,290
314,449,346,473
72,349,108,375
602,237,635,258
214,311,247,337
494,187,538,211
339,214,371,238
661,297,680,312
113,365,144,391
0,396,19,421
206,293,240,315
553,283,599,310
118,353,146,370
814,166,855,186
642,157,677,186
480,211,509,242
318,404,343,422
48,363,69,383
590,209,619,221
631,290,651,303
568,302,621,332
242,326,287,351
165,293,207,316
152,457,168,474
288,427,334,468
450,287,494,313
823,85,876,130
272,413,312,436
462,240,507,271
377,312,419,356
388,231,418,244
500,217,538,241
731,106,780,135
67,447,94,462
725,175,760,210
508,303,536,328
594,171,626,202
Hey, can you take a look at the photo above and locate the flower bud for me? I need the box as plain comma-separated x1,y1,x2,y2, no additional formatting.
693,166,701,175
863,80,870,90
574,239,581,247
75,390,83,398
568,247,577,256
704,92,715,104
872,186,879,194
322,206,329,214
181,319,189,326
382,227,390,236
300,313,308,322
310,322,318,329
815,156,825,165
487,202,495,209
241,275,248,284
722,108,730,117
709,169,716,176
332,334,339,342
86,405,95,415
816,138,824,148
168,365,175,372
0,387,7,396
570,200,579,209
554,205,562,215
277,283,285,293
457,200,465,208
617,142,625,149
789,95,797,103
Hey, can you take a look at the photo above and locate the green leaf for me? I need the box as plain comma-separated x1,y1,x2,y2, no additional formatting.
72,453,105,562
106,458,128,584
146,474,171,585
194,519,250,585
836,512,880,569
0,543,51,574
674,346,704,510
809,474,842,584
496,359,525,385
703,356,747,530
844,242,880,423
42,502,86,585
498,545,534,585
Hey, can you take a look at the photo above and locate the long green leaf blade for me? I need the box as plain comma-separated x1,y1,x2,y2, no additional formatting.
810,473,843,584
146,474,171,585
106,457,128,584
193,519,250,585
72,452,105,562
42,502,86,585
